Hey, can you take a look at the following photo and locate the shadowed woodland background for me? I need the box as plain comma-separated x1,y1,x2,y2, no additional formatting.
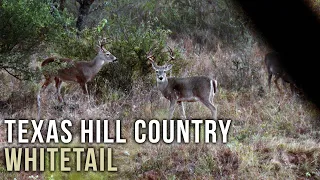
1,0,320,179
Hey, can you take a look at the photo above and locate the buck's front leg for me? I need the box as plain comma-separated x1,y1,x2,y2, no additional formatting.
80,83,91,104
168,99,177,120
178,101,187,120
81,83,88,94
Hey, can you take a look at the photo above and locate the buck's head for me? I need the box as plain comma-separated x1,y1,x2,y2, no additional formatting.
96,38,117,63
99,47,117,63
151,62,172,82
147,45,175,82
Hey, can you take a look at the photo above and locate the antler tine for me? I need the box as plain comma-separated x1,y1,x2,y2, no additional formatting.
101,37,108,47
167,46,175,61
146,42,158,63
147,54,157,69
146,52,156,63
97,37,108,48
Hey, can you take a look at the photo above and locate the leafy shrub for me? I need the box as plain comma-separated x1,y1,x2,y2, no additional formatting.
0,0,70,80
92,18,173,100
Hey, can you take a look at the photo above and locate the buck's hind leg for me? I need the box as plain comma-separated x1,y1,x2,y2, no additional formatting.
177,102,187,120
200,98,217,120
80,83,88,94
40,76,53,104
168,100,177,120
55,78,63,102
41,76,53,92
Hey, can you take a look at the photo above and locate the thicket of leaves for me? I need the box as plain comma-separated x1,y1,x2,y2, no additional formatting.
0,0,71,80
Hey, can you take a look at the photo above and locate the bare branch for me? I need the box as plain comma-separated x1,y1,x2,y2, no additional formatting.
3,68,23,80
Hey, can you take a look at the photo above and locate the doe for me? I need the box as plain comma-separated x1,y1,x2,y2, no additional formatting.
264,51,300,96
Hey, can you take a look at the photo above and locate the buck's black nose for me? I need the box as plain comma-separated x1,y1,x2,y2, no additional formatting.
159,77,163,81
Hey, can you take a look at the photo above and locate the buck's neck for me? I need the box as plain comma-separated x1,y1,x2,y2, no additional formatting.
157,78,169,92
89,55,105,73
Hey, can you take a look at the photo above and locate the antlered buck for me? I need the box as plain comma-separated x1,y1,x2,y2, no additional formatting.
41,38,117,102
264,51,300,96
147,47,218,120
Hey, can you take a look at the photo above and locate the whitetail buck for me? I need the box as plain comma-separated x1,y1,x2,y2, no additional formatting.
147,47,218,120
41,39,117,102
264,51,300,96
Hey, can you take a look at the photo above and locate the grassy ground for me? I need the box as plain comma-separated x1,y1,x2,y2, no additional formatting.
0,39,319,180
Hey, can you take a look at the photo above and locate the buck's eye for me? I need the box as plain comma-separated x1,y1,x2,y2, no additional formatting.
163,70,166,73
155,70,159,73
106,53,110,56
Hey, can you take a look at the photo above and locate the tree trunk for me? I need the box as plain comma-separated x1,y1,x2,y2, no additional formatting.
59,0,66,11
52,0,66,11
76,0,95,32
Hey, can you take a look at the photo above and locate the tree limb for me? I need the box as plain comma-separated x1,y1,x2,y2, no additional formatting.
3,68,23,80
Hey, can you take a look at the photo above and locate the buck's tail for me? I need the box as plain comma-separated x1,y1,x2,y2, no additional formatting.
213,79,218,94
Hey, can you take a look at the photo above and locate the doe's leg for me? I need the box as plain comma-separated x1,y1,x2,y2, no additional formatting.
274,76,282,94
289,83,296,97
267,74,272,91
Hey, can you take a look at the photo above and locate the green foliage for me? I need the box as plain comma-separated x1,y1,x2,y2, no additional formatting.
139,0,254,51
0,0,52,51
48,16,110,60
0,0,71,80
49,28,98,60
91,16,172,99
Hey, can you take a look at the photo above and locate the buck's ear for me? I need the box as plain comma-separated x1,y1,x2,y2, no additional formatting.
166,64,173,70
151,63,157,70
149,60,157,70
95,45,102,52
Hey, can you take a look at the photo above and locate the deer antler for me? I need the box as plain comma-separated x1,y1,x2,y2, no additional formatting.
146,44,175,68
167,46,175,62
98,37,108,48
146,43,158,63
147,53,157,70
